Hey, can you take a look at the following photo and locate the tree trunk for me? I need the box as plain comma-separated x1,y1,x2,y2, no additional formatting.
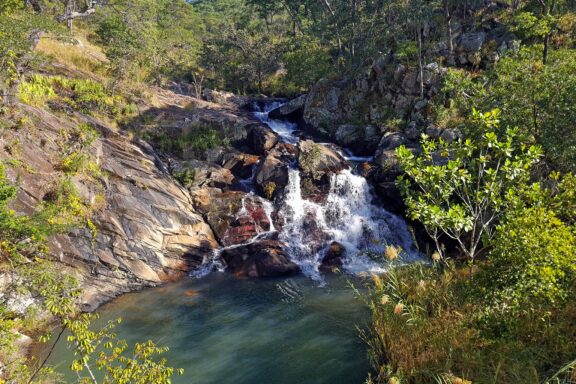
444,1,454,54
417,26,424,99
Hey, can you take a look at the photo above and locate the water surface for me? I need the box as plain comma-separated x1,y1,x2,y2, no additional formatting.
47,273,372,384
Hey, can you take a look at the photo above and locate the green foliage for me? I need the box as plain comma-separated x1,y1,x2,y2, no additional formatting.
396,109,542,263
483,207,576,313
156,128,224,155
173,168,197,188
281,41,333,92
18,74,132,118
433,47,576,172
512,11,554,40
66,314,183,384
17,76,57,106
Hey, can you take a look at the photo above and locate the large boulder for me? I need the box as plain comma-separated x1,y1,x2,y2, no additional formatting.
247,124,279,155
298,140,348,178
268,94,307,120
221,240,299,277
374,132,408,168
254,154,289,196
334,124,380,155
457,32,487,53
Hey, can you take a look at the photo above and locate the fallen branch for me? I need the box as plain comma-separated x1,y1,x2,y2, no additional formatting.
56,7,96,22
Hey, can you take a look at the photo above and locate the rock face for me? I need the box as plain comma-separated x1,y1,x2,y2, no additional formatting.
303,58,444,156
1,105,218,311
268,94,307,120
221,240,299,278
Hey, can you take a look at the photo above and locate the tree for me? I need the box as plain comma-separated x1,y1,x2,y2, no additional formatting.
396,109,542,266
483,206,576,313
0,5,57,105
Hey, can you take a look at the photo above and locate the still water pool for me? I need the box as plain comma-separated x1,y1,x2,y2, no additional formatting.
46,273,372,384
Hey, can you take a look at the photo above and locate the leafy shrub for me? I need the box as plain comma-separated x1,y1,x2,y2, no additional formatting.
173,168,197,188
482,207,576,312
18,74,57,106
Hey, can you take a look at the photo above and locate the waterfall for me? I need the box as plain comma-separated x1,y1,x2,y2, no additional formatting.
277,169,420,279
253,101,299,145
193,100,421,279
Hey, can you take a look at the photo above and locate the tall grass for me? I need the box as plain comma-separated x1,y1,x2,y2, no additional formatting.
361,262,576,384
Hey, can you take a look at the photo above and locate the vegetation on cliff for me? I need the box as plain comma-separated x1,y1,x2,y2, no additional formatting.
1,0,576,383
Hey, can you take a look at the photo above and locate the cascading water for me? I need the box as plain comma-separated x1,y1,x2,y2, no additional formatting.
252,101,421,278
253,101,299,145
278,168,420,279
191,192,277,279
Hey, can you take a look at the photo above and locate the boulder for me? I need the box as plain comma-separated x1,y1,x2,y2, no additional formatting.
221,240,299,277
220,152,260,179
458,32,486,53
268,94,307,120
374,132,408,168
334,124,380,155
247,124,279,155
298,140,348,178
254,154,289,195
321,242,346,270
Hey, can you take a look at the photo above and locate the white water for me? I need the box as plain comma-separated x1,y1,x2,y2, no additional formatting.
191,192,278,279
278,169,420,279
253,102,299,144
254,101,421,278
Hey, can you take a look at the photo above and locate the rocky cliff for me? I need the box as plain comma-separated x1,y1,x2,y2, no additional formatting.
0,80,292,310
269,5,518,212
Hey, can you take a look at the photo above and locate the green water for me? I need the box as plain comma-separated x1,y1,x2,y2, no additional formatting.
46,273,372,384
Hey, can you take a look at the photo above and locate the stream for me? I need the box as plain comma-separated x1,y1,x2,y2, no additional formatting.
45,101,421,383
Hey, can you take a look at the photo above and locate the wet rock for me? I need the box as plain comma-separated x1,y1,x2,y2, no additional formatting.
321,242,346,270
247,124,279,155
221,197,273,246
254,154,289,196
268,94,307,120
221,240,299,277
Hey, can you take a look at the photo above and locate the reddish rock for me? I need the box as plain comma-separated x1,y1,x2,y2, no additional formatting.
221,197,272,246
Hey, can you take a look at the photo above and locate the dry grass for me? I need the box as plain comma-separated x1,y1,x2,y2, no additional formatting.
36,31,108,78
362,264,576,384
